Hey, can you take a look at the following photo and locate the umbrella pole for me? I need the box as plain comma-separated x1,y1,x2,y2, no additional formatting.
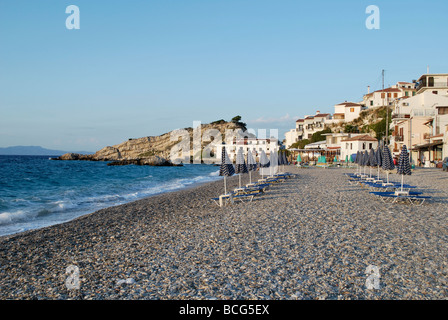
239,174,241,189
224,176,227,195
249,171,252,184
401,174,404,192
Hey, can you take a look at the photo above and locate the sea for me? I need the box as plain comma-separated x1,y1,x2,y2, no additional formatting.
0,155,221,237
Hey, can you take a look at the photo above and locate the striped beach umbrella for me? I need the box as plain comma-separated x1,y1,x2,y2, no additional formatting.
397,145,412,191
235,147,248,188
375,146,383,180
219,144,235,195
362,150,369,175
368,148,377,178
382,145,395,185
269,150,279,176
259,150,269,178
246,149,258,184
375,147,382,180
282,152,288,165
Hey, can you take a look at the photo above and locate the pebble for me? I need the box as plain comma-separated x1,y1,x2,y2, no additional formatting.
0,167,447,300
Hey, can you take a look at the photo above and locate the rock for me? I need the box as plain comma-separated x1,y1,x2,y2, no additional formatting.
107,156,181,167
54,153,93,161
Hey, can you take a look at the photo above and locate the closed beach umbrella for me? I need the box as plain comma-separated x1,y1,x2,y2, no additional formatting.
397,145,412,191
375,146,383,180
296,153,302,164
282,152,288,166
235,147,248,188
382,145,395,184
269,150,278,176
362,150,369,175
259,150,270,178
368,148,377,178
246,149,257,184
219,145,235,195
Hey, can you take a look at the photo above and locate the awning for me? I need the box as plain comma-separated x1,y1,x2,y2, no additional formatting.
412,141,443,150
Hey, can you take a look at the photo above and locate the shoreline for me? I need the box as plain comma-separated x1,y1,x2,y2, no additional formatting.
0,164,222,239
1,166,447,300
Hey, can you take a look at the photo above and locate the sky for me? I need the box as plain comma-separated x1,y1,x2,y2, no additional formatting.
1,0,447,152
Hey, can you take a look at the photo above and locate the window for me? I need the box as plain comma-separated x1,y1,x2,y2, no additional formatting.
428,77,434,87
381,93,385,99
412,91,416,96
432,91,438,94
362,142,366,150
405,91,409,96
350,143,353,150
370,101,373,106
369,143,373,149
438,107,448,115
394,93,398,98
387,93,391,98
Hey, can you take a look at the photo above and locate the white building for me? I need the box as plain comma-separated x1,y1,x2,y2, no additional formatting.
416,73,448,96
284,111,331,147
363,81,417,108
216,137,279,163
340,134,378,162
333,102,364,123
391,91,448,162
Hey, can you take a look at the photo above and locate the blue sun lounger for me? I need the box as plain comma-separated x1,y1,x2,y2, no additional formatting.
369,191,430,205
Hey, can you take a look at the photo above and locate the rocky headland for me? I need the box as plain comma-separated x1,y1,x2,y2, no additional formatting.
53,119,249,166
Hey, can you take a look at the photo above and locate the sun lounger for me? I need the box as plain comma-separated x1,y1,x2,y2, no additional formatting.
234,184,269,195
211,192,261,207
369,192,430,205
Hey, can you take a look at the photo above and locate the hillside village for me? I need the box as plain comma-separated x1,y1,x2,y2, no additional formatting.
284,72,448,167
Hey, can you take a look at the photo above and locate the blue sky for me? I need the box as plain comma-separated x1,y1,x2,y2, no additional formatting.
1,0,447,152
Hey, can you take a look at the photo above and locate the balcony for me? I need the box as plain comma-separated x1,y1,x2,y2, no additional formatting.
416,81,448,91
393,135,404,142
392,113,410,120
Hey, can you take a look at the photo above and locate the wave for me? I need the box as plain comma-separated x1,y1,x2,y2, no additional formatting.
0,161,221,236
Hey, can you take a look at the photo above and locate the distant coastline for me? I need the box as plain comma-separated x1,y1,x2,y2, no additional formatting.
0,146,94,156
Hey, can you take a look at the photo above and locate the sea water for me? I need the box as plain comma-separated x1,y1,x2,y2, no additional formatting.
0,155,221,237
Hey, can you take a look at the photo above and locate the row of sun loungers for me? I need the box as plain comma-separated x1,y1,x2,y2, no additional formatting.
211,173,297,207
345,172,431,206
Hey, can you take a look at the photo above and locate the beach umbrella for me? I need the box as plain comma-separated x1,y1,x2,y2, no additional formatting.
296,153,302,164
375,146,383,180
382,145,395,185
345,155,349,163
259,150,269,178
269,150,279,176
219,144,235,195
235,147,248,188
334,156,338,163
246,149,258,184
368,148,377,178
362,150,369,175
282,151,288,166
396,145,412,192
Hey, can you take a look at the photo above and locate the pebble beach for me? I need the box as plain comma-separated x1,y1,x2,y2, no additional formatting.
0,166,447,300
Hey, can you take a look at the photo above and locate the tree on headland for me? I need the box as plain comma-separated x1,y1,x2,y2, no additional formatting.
230,115,247,131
